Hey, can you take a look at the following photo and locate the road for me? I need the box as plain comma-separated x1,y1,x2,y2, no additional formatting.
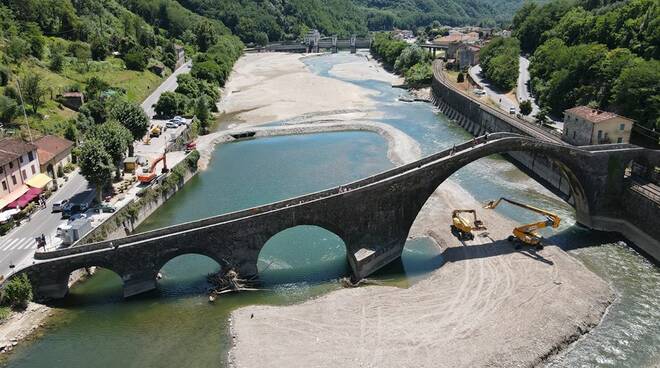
0,61,193,281
469,57,563,131
0,172,93,280
468,64,519,114
141,61,192,119
516,56,539,116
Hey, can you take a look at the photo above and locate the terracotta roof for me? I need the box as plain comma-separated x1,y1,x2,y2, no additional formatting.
34,135,73,165
0,138,37,167
565,106,634,124
434,32,478,45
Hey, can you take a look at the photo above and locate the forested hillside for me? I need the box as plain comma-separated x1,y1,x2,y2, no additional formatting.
356,0,527,30
176,0,526,43
0,0,242,139
177,0,368,44
513,0,659,130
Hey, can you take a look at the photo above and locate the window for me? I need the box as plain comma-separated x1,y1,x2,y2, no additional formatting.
28,151,34,161
619,123,625,131
1,181,6,191
573,131,576,139
617,137,623,143
11,175,16,185
31,165,36,174
19,156,24,164
21,169,26,180
597,130,603,139
9,162,13,169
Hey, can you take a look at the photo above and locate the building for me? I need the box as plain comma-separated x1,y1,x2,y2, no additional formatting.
392,29,414,41
456,44,480,69
57,92,85,111
0,138,42,209
303,29,321,45
174,45,185,68
562,106,634,145
34,135,74,179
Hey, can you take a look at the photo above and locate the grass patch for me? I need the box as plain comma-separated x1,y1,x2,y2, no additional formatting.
0,306,11,321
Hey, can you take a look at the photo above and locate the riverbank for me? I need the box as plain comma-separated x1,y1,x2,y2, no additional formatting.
219,53,614,367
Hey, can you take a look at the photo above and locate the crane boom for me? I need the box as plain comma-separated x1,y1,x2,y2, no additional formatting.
483,197,561,249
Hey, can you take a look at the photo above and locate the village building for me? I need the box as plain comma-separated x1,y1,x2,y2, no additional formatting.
0,138,46,210
34,135,74,180
392,29,415,41
57,91,85,111
456,44,480,69
174,44,185,68
562,106,634,145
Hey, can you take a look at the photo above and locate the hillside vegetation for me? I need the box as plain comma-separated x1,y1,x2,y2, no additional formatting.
513,0,659,129
177,0,527,43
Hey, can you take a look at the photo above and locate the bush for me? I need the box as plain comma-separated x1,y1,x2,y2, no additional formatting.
155,92,187,117
0,221,15,236
0,306,11,321
124,49,148,71
63,162,75,173
0,66,10,86
404,62,433,87
2,273,33,309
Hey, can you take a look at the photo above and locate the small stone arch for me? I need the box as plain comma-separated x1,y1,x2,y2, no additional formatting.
256,224,350,284
154,249,226,278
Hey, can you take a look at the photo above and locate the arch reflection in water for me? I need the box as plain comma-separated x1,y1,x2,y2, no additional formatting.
157,254,221,296
258,225,349,285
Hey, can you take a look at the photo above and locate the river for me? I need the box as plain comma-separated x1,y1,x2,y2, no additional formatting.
3,53,658,367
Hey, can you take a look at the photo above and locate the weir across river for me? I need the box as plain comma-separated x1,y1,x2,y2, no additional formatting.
18,133,658,299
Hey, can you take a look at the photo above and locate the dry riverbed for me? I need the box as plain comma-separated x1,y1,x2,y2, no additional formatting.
216,53,614,367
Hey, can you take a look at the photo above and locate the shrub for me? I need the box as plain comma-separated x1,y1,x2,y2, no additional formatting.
0,66,10,86
0,306,11,321
404,62,433,87
2,273,33,309
124,49,148,71
0,221,15,236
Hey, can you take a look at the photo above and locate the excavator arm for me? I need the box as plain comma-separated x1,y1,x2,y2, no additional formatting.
483,197,561,248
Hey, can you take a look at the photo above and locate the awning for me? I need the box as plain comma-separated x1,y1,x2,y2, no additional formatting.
7,187,43,209
0,185,29,210
25,173,52,189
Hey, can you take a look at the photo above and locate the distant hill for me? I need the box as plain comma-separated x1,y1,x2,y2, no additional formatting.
355,0,528,30
176,0,526,43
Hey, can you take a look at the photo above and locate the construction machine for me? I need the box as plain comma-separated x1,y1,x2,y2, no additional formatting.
450,209,487,241
483,197,561,250
137,154,168,183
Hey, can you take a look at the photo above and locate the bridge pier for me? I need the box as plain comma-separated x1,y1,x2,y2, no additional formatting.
123,272,157,298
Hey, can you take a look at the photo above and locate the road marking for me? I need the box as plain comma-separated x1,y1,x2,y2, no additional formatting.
2,239,20,251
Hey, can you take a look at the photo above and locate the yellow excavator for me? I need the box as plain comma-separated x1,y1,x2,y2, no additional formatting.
483,197,561,250
450,209,487,241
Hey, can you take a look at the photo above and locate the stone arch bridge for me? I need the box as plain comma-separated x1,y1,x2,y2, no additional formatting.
20,133,659,299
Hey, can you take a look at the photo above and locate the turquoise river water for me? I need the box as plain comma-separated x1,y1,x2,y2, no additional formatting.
3,53,658,367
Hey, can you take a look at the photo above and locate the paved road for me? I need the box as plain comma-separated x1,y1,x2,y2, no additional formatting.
469,64,519,114
0,172,93,280
0,62,193,282
516,56,539,117
141,61,192,119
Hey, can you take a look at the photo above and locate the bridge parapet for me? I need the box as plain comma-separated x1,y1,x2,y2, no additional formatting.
35,132,519,261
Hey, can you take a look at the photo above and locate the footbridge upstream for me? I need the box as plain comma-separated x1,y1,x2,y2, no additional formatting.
17,133,660,299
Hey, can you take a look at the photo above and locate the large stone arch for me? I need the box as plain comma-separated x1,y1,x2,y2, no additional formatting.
403,137,595,243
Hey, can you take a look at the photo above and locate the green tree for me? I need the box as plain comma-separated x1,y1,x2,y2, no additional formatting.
90,121,133,167
80,100,108,125
535,107,550,125
193,20,218,52
404,62,433,87
124,48,148,71
254,32,269,47
195,97,210,132
1,273,32,309
7,36,30,60
50,51,65,72
90,37,109,61
0,96,18,125
479,37,520,90
155,91,186,117
110,100,149,154
19,73,45,114
191,60,223,85
79,138,114,202
394,44,427,73
85,77,110,101
519,100,533,116
612,59,660,130
0,66,10,86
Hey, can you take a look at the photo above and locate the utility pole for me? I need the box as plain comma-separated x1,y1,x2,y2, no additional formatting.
15,78,34,143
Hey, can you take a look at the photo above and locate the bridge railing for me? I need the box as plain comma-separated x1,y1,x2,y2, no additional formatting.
35,133,523,260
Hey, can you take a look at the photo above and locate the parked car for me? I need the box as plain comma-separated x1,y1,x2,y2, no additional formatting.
62,202,88,219
67,213,88,222
52,199,70,212
474,89,486,96
509,107,516,114
166,121,178,129
91,204,116,214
